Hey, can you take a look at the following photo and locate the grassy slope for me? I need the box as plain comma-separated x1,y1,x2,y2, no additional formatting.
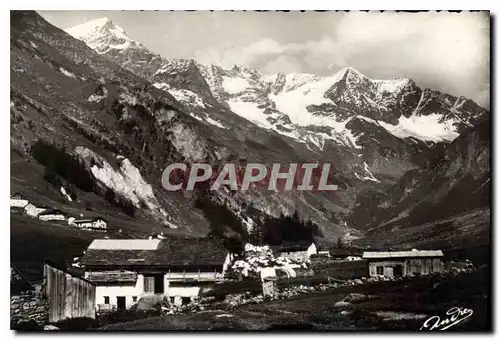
354,208,490,251
10,150,197,281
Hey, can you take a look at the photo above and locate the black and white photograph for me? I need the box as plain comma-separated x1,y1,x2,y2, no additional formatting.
9,8,492,332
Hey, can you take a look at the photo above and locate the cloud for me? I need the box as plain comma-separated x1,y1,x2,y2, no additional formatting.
194,12,489,107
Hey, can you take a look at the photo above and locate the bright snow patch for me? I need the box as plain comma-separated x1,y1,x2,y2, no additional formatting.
88,87,108,103
118,92,139,106
378,114,459,142
153,83,169,91
153,83,205,108
269,77,334,124
227,99,273,129
60,187,73,202
282,73,322,92
169,89,205,108
168,123,208,160
66,17,139,54
74,147,175,226
59,67,76,79
189,113,203,122
376,78,409,96
354,162,380,183
204,116,228,129
222,77,251,94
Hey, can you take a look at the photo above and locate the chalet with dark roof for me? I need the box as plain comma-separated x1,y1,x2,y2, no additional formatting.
23,203,49,217
68,217,107,231
10,193,28,208
271,241,317,261
38,208,67,221
362,250,444,277
81,237,232,310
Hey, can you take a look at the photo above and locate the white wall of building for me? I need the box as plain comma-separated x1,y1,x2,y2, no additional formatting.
279,243,317,261
167,287,201,298
77,222,93,229
24,205,47,217
10,199,28,208
93,220,107,229
93,272,217,309
307,243,318,257
39,214,66,221
95,274,145,309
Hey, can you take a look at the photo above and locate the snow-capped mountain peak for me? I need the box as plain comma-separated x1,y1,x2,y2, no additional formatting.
66,17,144,54
66,17,487,149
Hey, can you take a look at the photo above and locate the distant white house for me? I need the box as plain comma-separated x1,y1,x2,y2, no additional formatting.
345,256,363,261
10,193,28,208
69,217,108,231
38,209,67,221
272,242,317,261
24,203,48,217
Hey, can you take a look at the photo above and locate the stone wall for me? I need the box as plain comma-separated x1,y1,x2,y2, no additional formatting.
311,258,368,279
11,293,49,327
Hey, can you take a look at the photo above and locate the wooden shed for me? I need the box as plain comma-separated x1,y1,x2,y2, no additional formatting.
362,250,444,278
262,276,278,297
44,264,96,323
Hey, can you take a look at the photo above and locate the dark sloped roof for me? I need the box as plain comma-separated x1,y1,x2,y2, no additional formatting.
313,237,334,251
86,271,137,283
73,217,107,224
38,208,66,216
271,241,313,253
11,193,27,199
24,203,50,209
81,237,229,267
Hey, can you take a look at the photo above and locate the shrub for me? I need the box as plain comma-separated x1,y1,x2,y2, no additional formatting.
54,317,98,331
31,140,94,192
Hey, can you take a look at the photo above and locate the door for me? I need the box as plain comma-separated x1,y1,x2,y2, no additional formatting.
394,265,403,277
144,274,165,294
117,296,126,311
154,274,164,294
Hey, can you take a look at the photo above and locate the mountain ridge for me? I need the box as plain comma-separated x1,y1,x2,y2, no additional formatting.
66,17,487,150
10,11,490,247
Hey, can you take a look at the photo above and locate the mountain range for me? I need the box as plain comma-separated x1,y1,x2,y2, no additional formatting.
10,11,490,248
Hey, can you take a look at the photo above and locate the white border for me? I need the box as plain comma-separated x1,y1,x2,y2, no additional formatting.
3,1,497,339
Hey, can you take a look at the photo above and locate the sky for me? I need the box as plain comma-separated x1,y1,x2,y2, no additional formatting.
39,11,490,107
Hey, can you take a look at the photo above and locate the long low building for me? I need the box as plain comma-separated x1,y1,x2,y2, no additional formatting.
362,250,444,278
80,238,232,311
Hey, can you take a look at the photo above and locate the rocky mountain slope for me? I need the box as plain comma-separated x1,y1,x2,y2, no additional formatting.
11,11,353,240
67,18,487,185
350,119,490,248
10,11,490,245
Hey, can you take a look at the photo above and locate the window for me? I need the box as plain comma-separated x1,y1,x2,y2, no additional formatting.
376,266,384,275
144,276,155,293
132,296,137,302
104,296,110,304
